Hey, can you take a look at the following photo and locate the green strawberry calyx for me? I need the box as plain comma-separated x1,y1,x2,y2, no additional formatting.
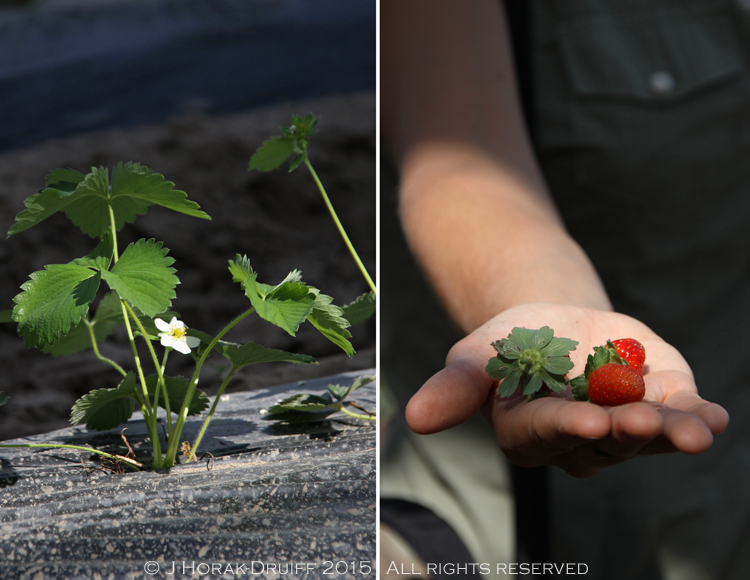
485,326,578,400
570,340,628,401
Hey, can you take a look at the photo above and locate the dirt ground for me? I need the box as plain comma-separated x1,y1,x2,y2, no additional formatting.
0,91,375,441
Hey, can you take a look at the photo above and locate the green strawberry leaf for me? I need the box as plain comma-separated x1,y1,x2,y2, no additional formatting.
70,372,138,431
229,256,315,334
190,330,317,367
585,345,617,377
40,293,172,358
570,374,590,401
521,373,544,396
12,263,101,348
109,162,209,221
242,272,315,337
248,114,320,173
496,366,524,398
488,327,578,400
101,239,178,318
486,356,513,380
227,254,253,284
42,318,107,358
341,292,376,325
541,355,575,375
288,153,305,172
41,292,120,357
327,375,376,401
72,231,115,270
7,168,90,237
248,135,296,172
145,375,208,416
537,368,567,392
491,339,521,360
228,255,350,342
507,327,537,351
306,290,354,357
8,163,209,239
265,393,336,415
540,337,579,357
46,167,87,190
531,326,554,349
0,392,9,406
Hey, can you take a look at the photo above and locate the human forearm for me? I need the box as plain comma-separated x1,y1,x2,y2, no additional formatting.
398,142,612,333
383,0,610,331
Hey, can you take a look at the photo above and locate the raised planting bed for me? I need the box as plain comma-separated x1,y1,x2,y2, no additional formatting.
0,369,376,579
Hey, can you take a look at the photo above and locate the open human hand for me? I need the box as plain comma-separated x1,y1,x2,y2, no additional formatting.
405,303,729,478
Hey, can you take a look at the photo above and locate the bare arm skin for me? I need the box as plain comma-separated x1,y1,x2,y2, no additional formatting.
381,0,728,477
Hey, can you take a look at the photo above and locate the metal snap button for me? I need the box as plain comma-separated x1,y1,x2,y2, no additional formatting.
649,71,676,95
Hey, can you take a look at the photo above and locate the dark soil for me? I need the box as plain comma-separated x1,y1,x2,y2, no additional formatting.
0,91,375,441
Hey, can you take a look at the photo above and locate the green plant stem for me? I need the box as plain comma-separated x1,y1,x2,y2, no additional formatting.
108,204,162,468
121,302,171,420
85,319,127,376
119,301,156,420
0,443,141,472
119,299,163,468
159,348,173,437
303,157,376,295
187,365,240,463
336,403,376,421
164,307,256,466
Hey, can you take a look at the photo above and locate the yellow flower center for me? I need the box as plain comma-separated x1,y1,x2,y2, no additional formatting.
170,326,187,340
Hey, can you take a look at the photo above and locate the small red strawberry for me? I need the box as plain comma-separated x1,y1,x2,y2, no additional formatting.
611,338,646,373
588,363,645,406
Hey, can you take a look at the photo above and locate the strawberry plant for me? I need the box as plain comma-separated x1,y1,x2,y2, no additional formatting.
487,329,647,406
248,114,376,301
247,114,377,420
0,161,360,470
261,374,376,422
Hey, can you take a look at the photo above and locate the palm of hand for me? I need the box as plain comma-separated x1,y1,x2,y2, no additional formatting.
405,303,729,477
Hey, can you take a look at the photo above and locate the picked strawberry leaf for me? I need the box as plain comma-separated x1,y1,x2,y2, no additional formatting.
486,326,578,400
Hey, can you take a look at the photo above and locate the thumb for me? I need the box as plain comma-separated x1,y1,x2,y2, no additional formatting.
405,357,495,434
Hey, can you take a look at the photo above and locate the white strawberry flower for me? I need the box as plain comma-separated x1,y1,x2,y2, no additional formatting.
154,317,201,355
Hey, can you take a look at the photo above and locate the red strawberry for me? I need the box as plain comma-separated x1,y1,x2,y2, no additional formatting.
611,338,646,373
588,363,645,406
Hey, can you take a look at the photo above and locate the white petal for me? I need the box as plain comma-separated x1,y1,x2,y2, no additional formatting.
160,335,178,349
154,318,170,332
171,340,191,355
185,336,201,348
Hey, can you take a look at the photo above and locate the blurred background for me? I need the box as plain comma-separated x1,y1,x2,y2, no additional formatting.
0,0,376,440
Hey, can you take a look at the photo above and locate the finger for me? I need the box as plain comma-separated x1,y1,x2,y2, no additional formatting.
654,403,716,455
595,402,665,458
488,395,611,466
663,390,730,436
405,358,493,434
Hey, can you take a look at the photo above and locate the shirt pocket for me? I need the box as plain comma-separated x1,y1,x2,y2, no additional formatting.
534,1,750,211
558,9,743,102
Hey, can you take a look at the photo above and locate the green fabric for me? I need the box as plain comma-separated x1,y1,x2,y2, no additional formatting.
533,1,750,578
379,161,515,574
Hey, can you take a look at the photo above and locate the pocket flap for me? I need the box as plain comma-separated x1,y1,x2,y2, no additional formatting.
558,12,743,100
